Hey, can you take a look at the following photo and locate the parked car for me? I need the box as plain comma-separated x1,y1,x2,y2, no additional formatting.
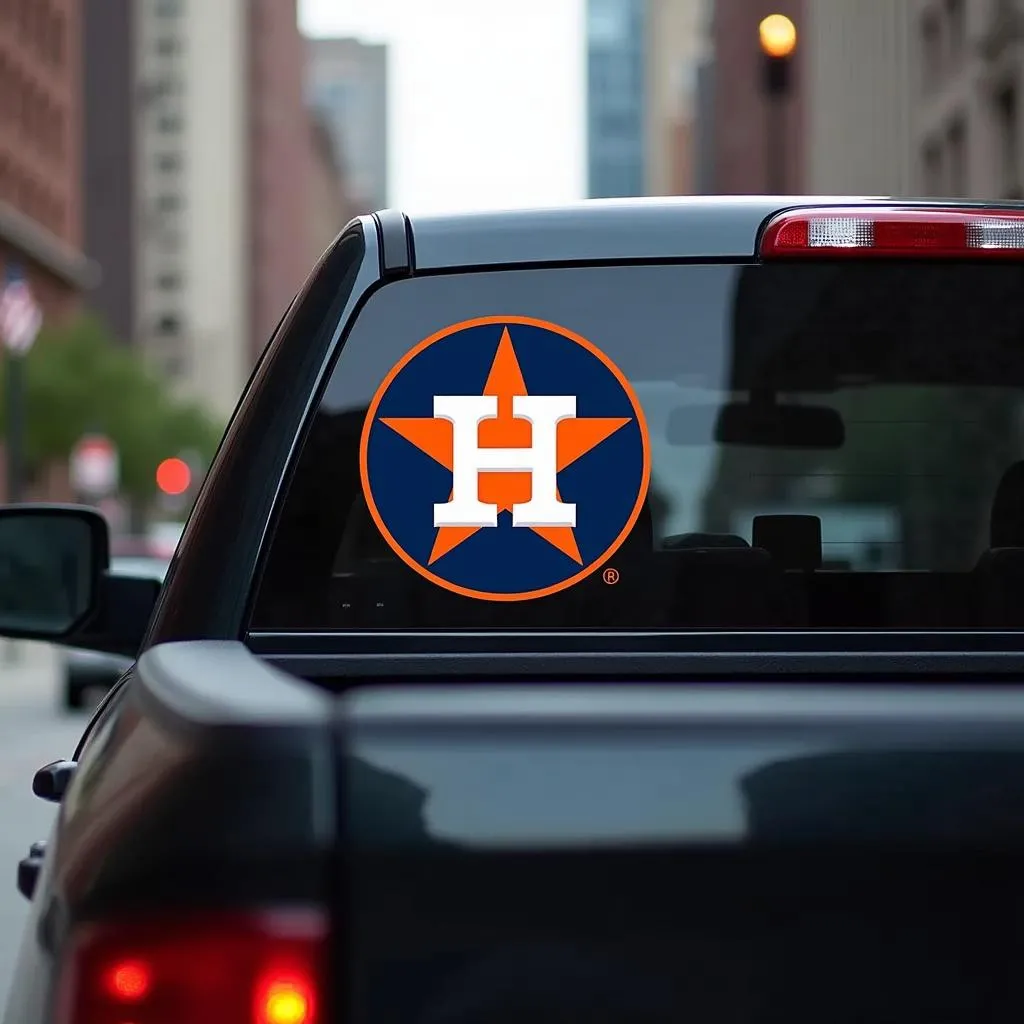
59,554,168,710
1,200,1024,1023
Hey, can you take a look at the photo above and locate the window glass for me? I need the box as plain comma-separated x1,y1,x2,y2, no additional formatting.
251,261,1024,631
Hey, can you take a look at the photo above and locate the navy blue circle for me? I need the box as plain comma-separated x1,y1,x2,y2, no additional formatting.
363,321,648,597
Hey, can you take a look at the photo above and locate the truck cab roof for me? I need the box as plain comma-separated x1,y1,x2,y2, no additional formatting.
391,195,1024,270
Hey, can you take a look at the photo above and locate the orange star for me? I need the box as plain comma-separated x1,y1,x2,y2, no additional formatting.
379,326,631,565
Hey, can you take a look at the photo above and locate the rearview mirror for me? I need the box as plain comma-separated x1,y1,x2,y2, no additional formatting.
666,402,845,449
0,505,108,640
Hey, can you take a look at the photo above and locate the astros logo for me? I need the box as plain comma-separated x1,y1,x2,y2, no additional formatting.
359,316,651,601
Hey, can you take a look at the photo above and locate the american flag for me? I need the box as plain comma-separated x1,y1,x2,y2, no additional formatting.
0,279,42,355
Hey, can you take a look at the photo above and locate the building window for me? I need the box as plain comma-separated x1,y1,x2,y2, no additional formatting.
156,272,181,290
156,0,182,14
155,36,177,57
156,194,180,212
156,152,181,172
156,314,180,335
157,114,181,133
996,83,1020,197
947,116,967,195
945,0,966,63
921,11,941,91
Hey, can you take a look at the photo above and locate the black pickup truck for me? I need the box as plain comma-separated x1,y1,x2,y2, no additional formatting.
5,198,1024,1024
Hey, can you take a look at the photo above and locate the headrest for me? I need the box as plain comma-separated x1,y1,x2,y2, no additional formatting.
990,461,1024,548
752,514,822,570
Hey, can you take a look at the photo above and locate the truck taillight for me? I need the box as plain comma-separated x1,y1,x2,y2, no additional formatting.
56,908,327,1024
759,206,1024,259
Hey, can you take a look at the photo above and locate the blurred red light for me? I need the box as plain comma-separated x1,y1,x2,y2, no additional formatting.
156,457,191,496
103,958,152,1001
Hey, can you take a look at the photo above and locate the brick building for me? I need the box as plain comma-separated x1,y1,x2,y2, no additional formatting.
248,0,311,358
0,0,96,502
708,0,807,194
0,0,96,316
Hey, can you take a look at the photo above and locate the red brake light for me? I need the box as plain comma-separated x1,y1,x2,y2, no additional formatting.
57,908,327,1024
760,207,1024,259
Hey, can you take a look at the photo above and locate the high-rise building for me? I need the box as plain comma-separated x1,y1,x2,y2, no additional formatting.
692,0,717,194
586,0,648,198
249,0,310,356
83,0,311,422
804,1,914,195
644,0,704,196
306,38,388,212
83,0,134,343
0,0,96,317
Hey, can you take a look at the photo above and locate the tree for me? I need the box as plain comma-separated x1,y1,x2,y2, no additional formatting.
0,312,225,501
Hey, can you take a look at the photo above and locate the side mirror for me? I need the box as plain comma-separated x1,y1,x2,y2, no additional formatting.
0,505,108,641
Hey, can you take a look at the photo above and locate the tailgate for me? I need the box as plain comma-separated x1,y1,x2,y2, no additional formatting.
339,682,1024,1023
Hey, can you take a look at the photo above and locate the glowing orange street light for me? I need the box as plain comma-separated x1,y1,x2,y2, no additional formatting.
156,457,191,496
758,13,797,194
759,14,797,59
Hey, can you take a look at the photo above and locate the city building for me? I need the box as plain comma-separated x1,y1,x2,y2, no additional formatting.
697,0,917,197
84,0,311,421
249,0,310,357
308,112,359,266
0,0,96,317
914,0,1023,199
691,0,716,193
804,1,915,195
306,37,388,212
644,0,704,196
82,0,134,343
586,0,647,198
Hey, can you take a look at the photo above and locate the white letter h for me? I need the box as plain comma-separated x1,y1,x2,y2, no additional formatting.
432,394,577,529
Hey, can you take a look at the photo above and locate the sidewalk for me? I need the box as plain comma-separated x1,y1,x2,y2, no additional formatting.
0,641,58,706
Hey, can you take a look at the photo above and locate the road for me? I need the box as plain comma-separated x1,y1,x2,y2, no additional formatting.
0,642,91,1007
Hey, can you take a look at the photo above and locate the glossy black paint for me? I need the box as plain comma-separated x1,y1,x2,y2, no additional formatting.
12,197,1024,1024
142,222,374,646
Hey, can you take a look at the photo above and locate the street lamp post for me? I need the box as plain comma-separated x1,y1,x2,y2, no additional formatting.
758,13,798,195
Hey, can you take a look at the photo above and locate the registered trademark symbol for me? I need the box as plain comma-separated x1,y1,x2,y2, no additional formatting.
603,567,620,585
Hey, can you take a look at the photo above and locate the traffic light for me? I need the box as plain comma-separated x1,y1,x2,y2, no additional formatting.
759,14,797,96
156,457,191,496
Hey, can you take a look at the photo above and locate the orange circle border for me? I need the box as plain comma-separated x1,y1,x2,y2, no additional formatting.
358,315,652,602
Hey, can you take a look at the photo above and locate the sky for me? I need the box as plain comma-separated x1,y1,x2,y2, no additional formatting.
298,0,586,215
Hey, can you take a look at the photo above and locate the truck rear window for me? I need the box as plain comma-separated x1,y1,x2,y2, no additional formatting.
251,260,1024,630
